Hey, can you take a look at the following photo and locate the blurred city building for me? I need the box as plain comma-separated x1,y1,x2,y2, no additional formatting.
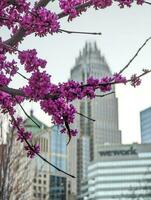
24,110,68,200
68,42,121,199
140,106,151,143
85,143,151,200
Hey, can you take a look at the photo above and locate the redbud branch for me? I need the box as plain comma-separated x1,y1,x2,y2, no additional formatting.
95,91,115,97
144,1,151,5
119,37,151,74
10,114,75,178
63,116,72,146
14,96,41,128
126,69,151,82
59,29,102,35
0,41,21,53
17,72,29,80
58,1,92,19
7,0,17,5
4,0,52,47
4,0,92,47
76,112,95,122
0,69,151,99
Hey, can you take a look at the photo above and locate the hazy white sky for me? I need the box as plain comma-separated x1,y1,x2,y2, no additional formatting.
2,2,151,144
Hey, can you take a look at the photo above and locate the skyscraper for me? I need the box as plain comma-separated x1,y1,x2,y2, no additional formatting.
67,42,121,198
140,107,151,143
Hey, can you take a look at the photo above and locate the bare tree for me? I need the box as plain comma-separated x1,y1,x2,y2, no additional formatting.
0,115,34,200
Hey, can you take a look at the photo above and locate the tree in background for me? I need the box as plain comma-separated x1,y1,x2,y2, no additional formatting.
0,114,34,200
0,0,151,178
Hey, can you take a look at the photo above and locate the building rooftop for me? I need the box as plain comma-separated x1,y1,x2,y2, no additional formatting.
24,110,48,135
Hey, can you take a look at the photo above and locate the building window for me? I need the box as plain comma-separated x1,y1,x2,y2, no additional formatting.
44,180,46,184
39,179,41,184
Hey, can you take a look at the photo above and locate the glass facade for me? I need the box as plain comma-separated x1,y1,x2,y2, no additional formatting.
86,144,151,200
50,125,67,173
50,125,67,200
140,107,151,143
49,175,66,200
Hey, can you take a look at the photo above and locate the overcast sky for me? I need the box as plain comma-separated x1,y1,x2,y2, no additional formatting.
2,2,151,144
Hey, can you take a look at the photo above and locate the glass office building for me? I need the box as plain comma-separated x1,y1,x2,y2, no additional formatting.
140,107,151,143
49,125,67,200
85,144,151,200
68,42,121,197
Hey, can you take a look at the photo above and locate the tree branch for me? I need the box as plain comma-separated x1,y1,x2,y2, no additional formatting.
57,1,91,19
59,29,101,35
14,96,41,128
119,37,151,74
4,0,53,47
76,112,95,122
11,115,75,178
4,0,92,47
144,1,151,5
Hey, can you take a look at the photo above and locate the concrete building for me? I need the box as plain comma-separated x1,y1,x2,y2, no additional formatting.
67,42,121,198
86,143,151,200
140,107,151,143
24,110,50,199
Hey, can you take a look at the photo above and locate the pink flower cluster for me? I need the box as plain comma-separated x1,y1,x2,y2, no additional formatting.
59,0,83,20
18,49,47,72
91,0,112,9
0,0,146,159
0,0,30,33
59,0,144,20
25,144,40,158
12,117,40,158
23,71,52,101
130,74,141,87
0,54,18,77
21,7,60,36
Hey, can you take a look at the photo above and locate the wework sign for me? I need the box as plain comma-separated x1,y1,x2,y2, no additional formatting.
99,146,137,157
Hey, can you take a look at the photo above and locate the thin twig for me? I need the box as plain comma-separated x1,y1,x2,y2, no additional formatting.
63,116,72,146
119,37,151,74
17,72,29,80
144,1,151,5
0,41,21,53
95,91,115,97
58,1,91,19
76,112,95,122
59,29,102,35
14,96,41,128
10,115,75,178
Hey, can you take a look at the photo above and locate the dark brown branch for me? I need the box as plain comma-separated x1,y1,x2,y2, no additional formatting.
0,86,25,97
0,68,151,99
76,112,95,122
58,1,91,19
144,1,151,5
4,0,52,47
0,86,59,100
95,91,115,97
14,96,41,128
59,29,102,35
4,0,92,47
17,72,29,80
10,115,75,178
63,116,72,146
119,37,151,74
